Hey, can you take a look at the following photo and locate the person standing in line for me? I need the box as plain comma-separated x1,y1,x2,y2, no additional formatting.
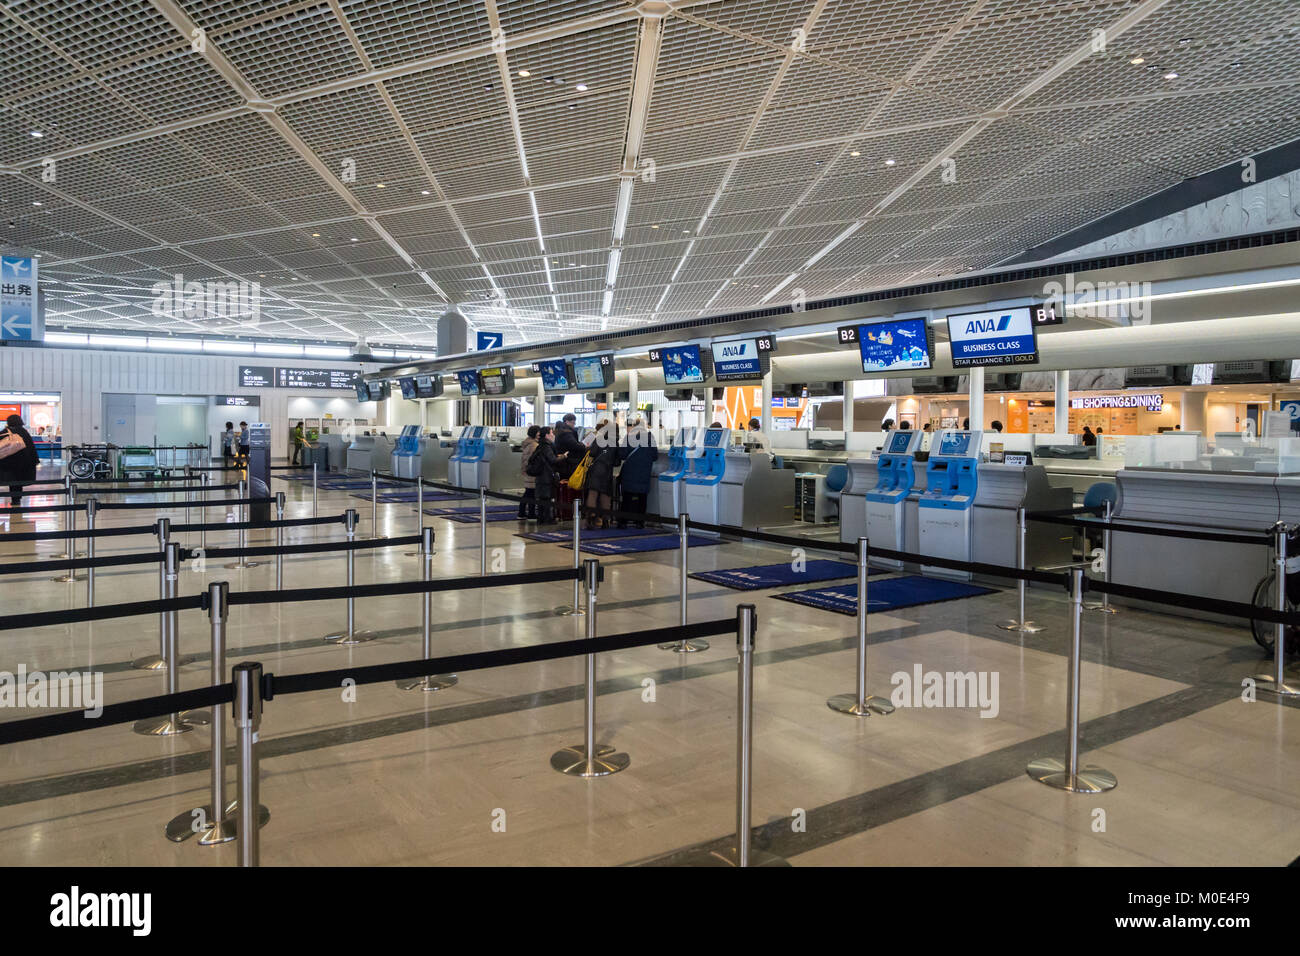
222,421,236,465
238,421,251,466
532,426,564,524
618,418,655,528
553,413,584,479
518,425,540,520
583,420,619,530
0,414,38,506
990,421,1004,433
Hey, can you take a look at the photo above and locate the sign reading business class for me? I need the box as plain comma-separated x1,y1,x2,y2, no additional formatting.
710,338,765,382
945,307,1039,368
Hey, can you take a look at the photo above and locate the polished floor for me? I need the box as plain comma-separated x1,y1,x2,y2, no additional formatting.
0,473,1295,866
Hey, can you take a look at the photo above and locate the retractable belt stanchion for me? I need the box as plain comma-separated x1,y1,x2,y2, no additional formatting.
479,486,488,576
132,518,176,670
827,537,895,717
232,661,264,867
406,479,425,556
397,527,457,692
661,512,707,652
1026,567,1117,793
274,492,285,591
322,508,376,645
51,480,81,582
554,498,582,616
551,559,629,777
200,473,209,552
999,506,1044,633
224,478,259,570
85,498,97,606
371,469,379,539
1255,522,1299,697
134,543,196,736
1084,499,1117,614
312,461,318,520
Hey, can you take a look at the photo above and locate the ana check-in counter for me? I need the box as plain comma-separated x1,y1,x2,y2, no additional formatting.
423,433,457,481
1108,469,1295,622
316,433,349,473
683,429,796,531
346,433,394,474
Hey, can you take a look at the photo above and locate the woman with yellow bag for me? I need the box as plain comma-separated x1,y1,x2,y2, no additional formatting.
580,420,619,530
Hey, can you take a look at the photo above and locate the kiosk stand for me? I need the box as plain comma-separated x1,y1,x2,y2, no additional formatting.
865,429,922,569
655,426,700,519
683,428,738,530
391,425,422,479
447,426,494,489
917,429,982,581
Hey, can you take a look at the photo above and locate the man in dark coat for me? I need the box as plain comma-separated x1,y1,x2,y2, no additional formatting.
617,419,656,528
0,414,39,505
552,413,584,480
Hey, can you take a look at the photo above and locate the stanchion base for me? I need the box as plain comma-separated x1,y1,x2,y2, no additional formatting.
165,803,270,844
1253,673,1300,698
686,846,790,868
997,619,1044,632
133,715,195,737
550,744,629,777
396,674,458,692
1025,756,1117,793
1083,603,1117,614
50,574,85,583
658,638,709,653
131,654,195,671
553,605,585,617
826,693,895,716
222,560,260,570
182,710,211,726
323,630,378,645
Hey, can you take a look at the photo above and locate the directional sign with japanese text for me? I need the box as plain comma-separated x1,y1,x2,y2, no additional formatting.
1,255,41,342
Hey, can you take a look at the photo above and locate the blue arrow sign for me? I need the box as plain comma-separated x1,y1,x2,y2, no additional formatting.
0,255,40,342
476,330,503,351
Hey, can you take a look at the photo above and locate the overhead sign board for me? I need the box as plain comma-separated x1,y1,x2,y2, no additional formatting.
710,338,765,382
1070,393,1165,412
946,306,1039,368
1,255,41,342
214,395,257,407
276,367,361,390
476,331,504,351
239,366,275,387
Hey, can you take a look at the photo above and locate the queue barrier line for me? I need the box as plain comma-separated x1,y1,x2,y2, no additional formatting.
0,547,198,576
161,514,345,535
1025,510,1272,547
1,502,84,515
0,594,204,633
197,533,421,560
92,496,272,511
0,683,234,746
0,512,345,543
75,482,244,494
71,473,221,484
1087,577,1297,625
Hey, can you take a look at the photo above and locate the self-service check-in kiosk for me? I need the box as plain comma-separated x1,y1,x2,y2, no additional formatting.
448,425,494,489
918,430,982,580
391,425,422,479
683,429,795,531
866,429,923,569
684,429,733,528
656,427,700,518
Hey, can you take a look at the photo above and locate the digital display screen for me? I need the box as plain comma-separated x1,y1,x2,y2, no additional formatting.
858,318,932,372
937,432,972,456
702,428,726,448
710,338,764,381
457,371,480,396
661,344,705,385
399,378,417,400
356,382,371,402
946,307,1039,368
415,375,440,398
572,354,612,390
887,431,913,454
536,359,571,390
479,366,511,395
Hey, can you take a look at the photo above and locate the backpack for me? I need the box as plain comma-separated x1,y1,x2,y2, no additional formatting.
525,446,545,477
567,450,593,491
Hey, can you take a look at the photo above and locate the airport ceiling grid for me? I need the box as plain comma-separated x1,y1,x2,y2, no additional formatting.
2,0,1299,349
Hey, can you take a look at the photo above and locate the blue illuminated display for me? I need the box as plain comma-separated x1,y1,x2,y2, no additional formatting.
536,359,570,390
661,344,705,385
858,318,932,372
457,370,480,395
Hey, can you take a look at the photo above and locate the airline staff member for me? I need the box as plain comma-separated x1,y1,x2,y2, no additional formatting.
746,418,772,455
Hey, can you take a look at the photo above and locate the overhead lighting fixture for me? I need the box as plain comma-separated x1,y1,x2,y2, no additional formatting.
849,150,861,156
601,289,614,316
306,345,350,358
29,130,43,138
575,83,588,91
1129,56,1145,64
518,70,531,77
650,223,659,229
32,201,42,206
605,247,622,286
884,158,896,166
1164,71,1179,79
203,340,255,354
311,232,320,237
375,183,385,188
420,189,430,195
349,237,358,242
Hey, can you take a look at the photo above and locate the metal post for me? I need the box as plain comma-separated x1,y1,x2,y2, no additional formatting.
828,537,894,716
551,559,628,776
398,527,456,692
224,478,258,569
371,469,378,539
61,475,72,559
661,512,707,651
312,460,318,519
275,492,285,591
131,519,173,669
554,498,583,616
184,465,192,530
1000,507,1044,632
1026,567,1117,792
51,491,83,583
1085,499,1118,614
134,543,195,735
233,661,264,867
85,498,97,607
200,473,209,552
479,485,488,576
323,509,375,644
406,479,426,556
1256,522,1299,697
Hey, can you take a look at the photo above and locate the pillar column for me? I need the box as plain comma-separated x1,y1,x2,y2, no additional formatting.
968,366,985,431
1054,369,1070,436
761,371,773,435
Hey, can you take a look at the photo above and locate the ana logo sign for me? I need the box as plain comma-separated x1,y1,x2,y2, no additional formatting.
965,314,1012,334
945,306,1039,368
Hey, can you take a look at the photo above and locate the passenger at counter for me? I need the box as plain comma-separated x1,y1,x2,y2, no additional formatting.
553,413,584,480
583,420,619,530
881,418,895,431
708,421,726,429
990,421,1004,433
237,421,250,465
531,426,564,524
0,415,38,506
222,421,236,465
518,425,540,520
899,421,911,431
923,423,933,432
1081,426,1097,447
746,418,772,455
291,421,307,466
618,419,656,528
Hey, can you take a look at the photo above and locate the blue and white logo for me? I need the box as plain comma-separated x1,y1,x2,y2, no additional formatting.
0,255,41,342
476,330,503,351
710,338,763,380
945,306,1037,368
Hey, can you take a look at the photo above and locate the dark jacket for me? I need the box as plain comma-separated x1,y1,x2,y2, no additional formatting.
618,431,657,494
553,424,584,479
0,425,38,484
585,441,618,497
533,439,561,495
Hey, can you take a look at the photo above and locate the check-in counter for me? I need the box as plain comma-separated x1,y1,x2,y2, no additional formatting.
423,434,457,481
1109,469,1289,622
488,436,522,492
973,463,1073,573
346,434,394,474
317,433,349,473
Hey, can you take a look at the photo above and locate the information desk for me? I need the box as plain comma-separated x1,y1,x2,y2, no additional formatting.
1108,469,1298,622
683,429,796,532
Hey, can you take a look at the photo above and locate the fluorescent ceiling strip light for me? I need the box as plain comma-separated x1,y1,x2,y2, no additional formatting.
612,179,633,242
761,273,800,304
528,191,545,252
146,337,202,350
669,240,696,283
605,247,622,287
653,285,672,313
601,289,614,316
542,258,555,292
45,332,87,345
306,345,350,358
254,342,305,356
89,334,147,347
203,340,256,353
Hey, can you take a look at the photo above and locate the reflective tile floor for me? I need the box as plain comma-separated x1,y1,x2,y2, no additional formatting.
0,477,1295,866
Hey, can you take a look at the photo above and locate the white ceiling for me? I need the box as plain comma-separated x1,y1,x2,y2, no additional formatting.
3,0,1299,348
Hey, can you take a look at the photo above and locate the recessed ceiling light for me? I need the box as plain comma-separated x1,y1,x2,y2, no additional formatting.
682,229,690,234
575,83,588,91
1129,56,1145,64
518,70,530,77
32,201,42,206
420,189,430,195
884,158,896,166
375,183,385,188
1164,71,1179,79
29,130,43,138
350,237,358,242
311,233,320,237
650,224,659,229
849,150,861,156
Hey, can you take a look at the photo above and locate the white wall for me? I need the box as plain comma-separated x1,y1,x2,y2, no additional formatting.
0,343,379,459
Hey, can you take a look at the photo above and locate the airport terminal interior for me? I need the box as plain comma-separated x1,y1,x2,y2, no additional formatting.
1,0,1299,876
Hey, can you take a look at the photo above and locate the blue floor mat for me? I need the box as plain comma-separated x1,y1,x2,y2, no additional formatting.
426,505,518,515
772,575,997,616
441,512,525,523
560,533,720,555
689,559,884,592
351,490,469,502
517,526,662,543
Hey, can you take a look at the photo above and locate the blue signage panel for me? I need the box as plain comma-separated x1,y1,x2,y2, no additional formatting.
536,359,570,390
457,370,481,395
857,317,931,372
0,255,40,342
945,306,1038,368
710,338,764,381
661,344,704,385
476,331,504,351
